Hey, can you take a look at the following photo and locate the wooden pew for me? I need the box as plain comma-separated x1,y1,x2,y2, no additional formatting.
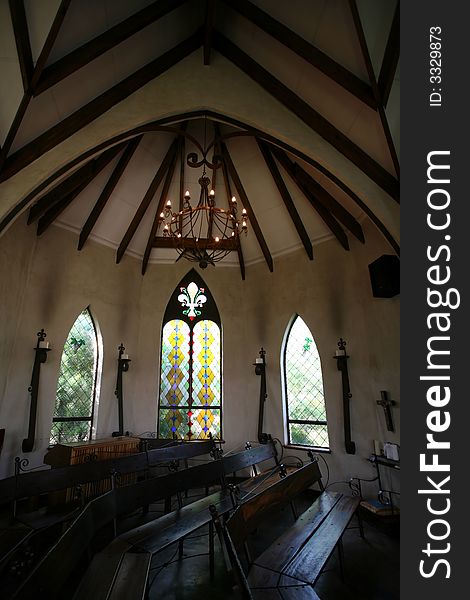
74,440,284,600
0,439,215,576
218,461,361,599
8,440,280,599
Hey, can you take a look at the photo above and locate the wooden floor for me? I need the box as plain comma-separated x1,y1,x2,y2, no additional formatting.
147,489,399,600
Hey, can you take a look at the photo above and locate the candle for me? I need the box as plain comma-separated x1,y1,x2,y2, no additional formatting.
255,358,263,364
335,349,345,356
39,341,50,349
122,353,129,360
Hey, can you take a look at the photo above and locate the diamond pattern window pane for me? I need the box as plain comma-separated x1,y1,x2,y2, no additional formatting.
158,280,222,441
192,321,220,407
285,316,330,448
160,320,190,407
50,420,91,445
51,309,98,444
289,423,329,448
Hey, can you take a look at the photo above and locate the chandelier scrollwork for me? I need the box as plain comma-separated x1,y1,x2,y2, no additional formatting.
158,138,248,269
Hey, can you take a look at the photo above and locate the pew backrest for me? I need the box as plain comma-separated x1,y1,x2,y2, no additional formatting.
226,460,322,551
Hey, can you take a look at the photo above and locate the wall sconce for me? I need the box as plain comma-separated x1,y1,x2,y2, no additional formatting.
113,343,131,437
334,338,355,455
22,329,51,453
254,347,269,444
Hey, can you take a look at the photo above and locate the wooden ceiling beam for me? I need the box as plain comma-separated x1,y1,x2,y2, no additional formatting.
257,139,313,260
214,124,245,280
271,147,350,251
203,0,216,65
0,31,201,184
212,31,399,201
0,0,71,170
34,0,188,95
116,137,179,264
219,140,273,272
348,0,399,179
378,2,400,107
222,0,376,109
142,137,181,275
270,145,364,243
78,136,142,251
28,147,122,225
8,0,33,92
36,143,125,236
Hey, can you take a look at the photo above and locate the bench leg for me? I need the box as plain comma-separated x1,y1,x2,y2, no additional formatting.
290,500,298,520
337,538,345,582
357,510,365,538
209,520,215,580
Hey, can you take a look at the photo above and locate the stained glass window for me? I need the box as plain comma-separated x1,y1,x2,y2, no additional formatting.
158,270,222,440
283,315,330,449
50,308,100,444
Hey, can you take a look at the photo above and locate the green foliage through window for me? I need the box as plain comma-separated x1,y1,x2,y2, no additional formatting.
284,316,330,449
50,309,99,444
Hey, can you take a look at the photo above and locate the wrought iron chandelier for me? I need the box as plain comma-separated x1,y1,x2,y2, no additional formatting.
158,123,248,269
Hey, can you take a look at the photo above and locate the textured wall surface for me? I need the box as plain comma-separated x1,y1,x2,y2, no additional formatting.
0,216,399,498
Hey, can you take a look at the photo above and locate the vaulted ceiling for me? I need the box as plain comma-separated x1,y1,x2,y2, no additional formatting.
0,0,399,278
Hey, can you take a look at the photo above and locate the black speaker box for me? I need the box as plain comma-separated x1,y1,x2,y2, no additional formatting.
368,255,400,298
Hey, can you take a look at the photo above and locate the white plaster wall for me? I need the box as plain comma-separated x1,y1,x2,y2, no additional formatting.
0,216,399,502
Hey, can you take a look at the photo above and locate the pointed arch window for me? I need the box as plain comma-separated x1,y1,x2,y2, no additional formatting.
50,308,101,444
158,270,222,440
282,315,330,449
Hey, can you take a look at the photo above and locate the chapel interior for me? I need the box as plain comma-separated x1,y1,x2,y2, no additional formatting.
0,1,400,598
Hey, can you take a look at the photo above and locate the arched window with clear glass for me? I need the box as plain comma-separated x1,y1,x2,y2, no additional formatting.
50,308,101,445
282,315,330,449
158,270,222,440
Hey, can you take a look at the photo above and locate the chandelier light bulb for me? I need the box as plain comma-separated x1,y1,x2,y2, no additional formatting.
231,196,237,204
166,199,171,207
215,236,220,242
242,208,247,216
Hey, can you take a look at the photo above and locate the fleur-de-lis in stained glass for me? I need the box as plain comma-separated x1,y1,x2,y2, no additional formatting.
178,281,207,320
70,337,85,353
303,337,313,353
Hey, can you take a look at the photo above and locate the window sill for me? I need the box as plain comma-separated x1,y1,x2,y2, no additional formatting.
283,444,331,454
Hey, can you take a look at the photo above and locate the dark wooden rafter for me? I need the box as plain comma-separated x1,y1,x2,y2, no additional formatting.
28,164,89,224
256,139,313,260
271,147,350,251
116,137,179,264
348,0,399,179
0,109,400,255
219,140,273,272
8,0,33,92
270,145,364,243
222,0,376,109
28,151,120,225
292,162,365,243
36,143,126,236
378,2,400,107
203,0,216,65
142,137,182,275
34,0,188,95
0,0,71,169
214,124,245,280
0,31,201,184
78,136,142,250
212,31,399,201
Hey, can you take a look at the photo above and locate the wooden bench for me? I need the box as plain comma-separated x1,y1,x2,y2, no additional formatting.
0,439,215,577
218,462,361,599
9,439,285,599
73,440,283,599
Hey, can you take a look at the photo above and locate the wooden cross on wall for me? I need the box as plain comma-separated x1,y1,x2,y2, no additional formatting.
377,390,396,432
